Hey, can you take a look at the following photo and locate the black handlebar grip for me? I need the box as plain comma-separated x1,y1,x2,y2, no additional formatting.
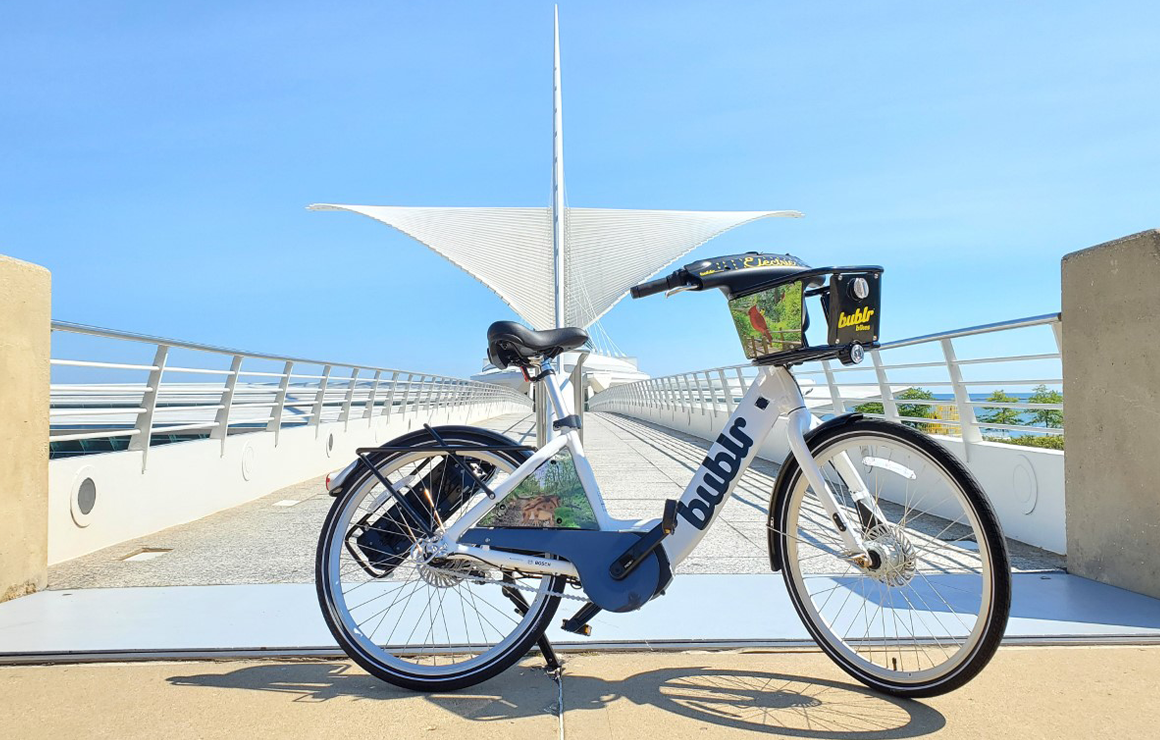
631,274,676,299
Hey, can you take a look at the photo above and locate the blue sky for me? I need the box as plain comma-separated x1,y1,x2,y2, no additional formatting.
3,1,1158,377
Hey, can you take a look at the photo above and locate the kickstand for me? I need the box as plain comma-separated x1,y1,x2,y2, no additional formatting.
502,576,563,673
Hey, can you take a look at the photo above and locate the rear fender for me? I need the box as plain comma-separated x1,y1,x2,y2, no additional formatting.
326,425,528,496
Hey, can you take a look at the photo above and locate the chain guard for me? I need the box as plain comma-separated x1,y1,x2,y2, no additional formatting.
459,527,672,613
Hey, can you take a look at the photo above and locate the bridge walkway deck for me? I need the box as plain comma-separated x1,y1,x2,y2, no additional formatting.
6,413,1158,659
45,412,1062,591
47,412,1061,590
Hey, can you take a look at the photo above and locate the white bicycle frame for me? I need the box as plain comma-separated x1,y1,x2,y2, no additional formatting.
438,361,881,579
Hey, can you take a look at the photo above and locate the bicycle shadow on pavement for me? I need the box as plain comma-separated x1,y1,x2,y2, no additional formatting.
167,660,945,738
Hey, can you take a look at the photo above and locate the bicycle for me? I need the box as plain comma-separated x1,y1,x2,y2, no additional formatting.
316,252,1011,697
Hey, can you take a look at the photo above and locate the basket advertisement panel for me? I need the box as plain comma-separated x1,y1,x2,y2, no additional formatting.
827,272,882,346
728,281,805,359
478,449,599,529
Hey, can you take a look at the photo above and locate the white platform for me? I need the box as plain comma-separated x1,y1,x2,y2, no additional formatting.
1,573,1158,662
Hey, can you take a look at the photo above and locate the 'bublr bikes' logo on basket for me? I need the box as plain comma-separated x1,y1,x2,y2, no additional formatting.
678,417,754,530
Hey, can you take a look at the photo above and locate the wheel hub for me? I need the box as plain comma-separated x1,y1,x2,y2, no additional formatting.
412,541,485,588
862,523,917,586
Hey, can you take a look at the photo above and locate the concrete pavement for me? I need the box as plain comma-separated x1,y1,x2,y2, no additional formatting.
2,646,1157,739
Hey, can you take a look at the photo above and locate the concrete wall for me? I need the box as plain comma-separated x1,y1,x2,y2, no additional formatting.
0,255,51,602
48,398,529,564
601,399,1066,553
1063,229,1160,599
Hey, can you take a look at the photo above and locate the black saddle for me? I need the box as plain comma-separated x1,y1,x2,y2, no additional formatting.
487,321,589,369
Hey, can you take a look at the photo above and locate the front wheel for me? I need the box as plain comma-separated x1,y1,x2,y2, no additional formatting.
770,417,1011,697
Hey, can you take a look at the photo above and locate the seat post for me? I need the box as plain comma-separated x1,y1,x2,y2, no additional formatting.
536,358,572,446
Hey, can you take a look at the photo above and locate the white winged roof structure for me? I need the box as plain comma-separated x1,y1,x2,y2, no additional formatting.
310,9,801,331
308,204,799,330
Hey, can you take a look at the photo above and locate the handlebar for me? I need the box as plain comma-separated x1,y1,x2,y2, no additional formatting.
630,269,691,299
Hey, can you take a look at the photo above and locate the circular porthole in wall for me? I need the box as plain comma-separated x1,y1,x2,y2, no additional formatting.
1012,454,1039,515
70,466,98,527
241,442,256,481
325,432,336,458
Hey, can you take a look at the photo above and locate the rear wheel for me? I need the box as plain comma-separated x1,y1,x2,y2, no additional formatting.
316,428,564,691
772,418,1011,697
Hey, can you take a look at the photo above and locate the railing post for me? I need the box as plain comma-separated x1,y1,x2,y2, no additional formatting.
341,367,359,430
211,354,243,455
718,369,734,413
426,376,437,413
942,338,982,458
705,371,720,417
364,370,382,425
417,375,431,414
401,373,414,423
311,364,332,436
870,350,900,423
404,374,415,419
821,360,845,416
266,361,293,445
129,344,169,471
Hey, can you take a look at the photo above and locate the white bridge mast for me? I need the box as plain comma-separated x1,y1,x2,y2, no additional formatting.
551,5,566,331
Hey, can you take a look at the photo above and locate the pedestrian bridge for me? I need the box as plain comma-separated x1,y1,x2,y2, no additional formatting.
4,288,1160,661
5,409,1160,662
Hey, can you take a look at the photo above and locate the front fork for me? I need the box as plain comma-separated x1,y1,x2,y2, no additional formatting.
784,406,883,566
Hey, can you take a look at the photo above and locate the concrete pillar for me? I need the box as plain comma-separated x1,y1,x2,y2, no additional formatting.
1062,229,1160,599
0,254,51,602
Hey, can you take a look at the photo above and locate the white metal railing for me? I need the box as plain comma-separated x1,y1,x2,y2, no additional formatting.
49,321,531,464
590,313,1063,447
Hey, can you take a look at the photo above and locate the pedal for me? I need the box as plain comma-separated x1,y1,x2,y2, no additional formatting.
661,498,678,535
561,602,601,636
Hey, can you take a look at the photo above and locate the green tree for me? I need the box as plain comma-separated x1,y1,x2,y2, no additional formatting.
1027,384,1063,428
984,434,1064,450
854,387,936,430
979,389,1021,428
